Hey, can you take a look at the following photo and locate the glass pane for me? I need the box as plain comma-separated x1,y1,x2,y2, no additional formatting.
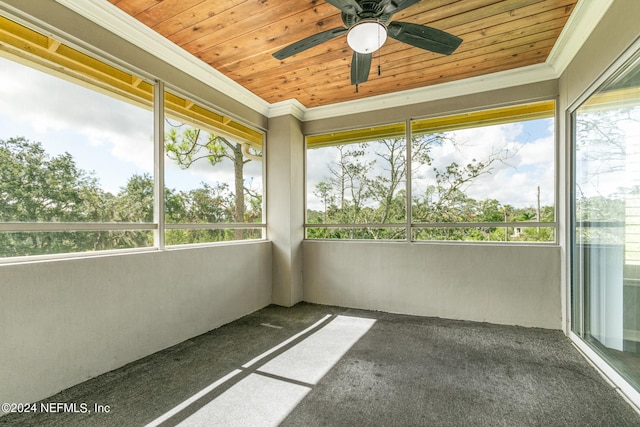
0,231,153,257
411,110,555,243
165,228,264,245
163,91,264,244
0,56,154,223
306,124,407,231
0,56,154,257
412,227,555,243
305,227,406,240
573,49,640,390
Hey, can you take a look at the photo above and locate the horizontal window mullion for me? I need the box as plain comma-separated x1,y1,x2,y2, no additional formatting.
0,222,157,232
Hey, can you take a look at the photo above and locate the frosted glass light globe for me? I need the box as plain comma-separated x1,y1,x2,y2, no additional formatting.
347,21,387,54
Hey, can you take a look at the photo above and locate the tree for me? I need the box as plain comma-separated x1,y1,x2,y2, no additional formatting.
113,173,154,222
164,123,262,239
0,137,97,222
308,129,522,240
0,137,108,254
369,138,407,226
575,107,631,180
328,143,373,223
314,181,334,223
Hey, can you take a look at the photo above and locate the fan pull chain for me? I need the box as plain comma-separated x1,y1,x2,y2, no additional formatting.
377,28,381,76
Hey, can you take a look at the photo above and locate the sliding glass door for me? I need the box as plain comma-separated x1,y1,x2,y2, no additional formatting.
573,47,640,389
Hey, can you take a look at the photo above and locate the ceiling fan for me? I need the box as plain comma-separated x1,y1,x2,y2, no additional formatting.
272,0,462,89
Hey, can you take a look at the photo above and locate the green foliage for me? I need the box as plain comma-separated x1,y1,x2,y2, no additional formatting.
0,137,99,222
166,127,227,168
575,195,625,244
307,134,554,242
164,122,263,241
0,137,262,256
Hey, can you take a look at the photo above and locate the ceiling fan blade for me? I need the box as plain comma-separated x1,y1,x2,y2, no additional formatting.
378,0,421,15
324,0,363,16
388,21,462,55
350,51,372,86
273,27,348,60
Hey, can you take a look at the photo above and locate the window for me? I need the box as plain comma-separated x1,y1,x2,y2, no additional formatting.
411,102,556,242
572,47,640,391
0,54,155,256
305,102,556,242
0,15,265,259
163,91,264,244
306,123,407,240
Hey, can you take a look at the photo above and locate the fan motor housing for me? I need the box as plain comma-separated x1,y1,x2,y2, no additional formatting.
341,1,392,28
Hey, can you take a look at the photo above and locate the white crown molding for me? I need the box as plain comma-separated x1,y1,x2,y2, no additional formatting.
546,0,614,75
53,0,610,122
268,99,307,121
302,63,558,121
301,0,613,121
53,0,272,117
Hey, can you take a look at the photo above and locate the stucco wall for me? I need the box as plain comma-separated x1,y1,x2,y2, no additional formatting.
559,0,640,110
0,242,272,405
303,241,561,329
267,115,305,306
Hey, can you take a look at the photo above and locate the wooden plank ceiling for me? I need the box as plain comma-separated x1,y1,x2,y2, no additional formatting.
107,0,577,108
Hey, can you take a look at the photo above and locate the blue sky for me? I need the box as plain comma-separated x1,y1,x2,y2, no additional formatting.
306,118,556,210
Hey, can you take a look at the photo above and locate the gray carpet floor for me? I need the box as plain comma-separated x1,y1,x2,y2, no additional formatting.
2,303,640,426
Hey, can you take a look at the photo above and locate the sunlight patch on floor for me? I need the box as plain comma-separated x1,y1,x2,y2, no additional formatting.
179,374,310,427
258,315,376,385
144,314,375,427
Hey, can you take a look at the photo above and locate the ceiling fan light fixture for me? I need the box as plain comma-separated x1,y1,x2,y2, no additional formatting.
347,20,387,54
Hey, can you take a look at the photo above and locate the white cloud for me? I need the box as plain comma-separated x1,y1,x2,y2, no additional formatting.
420,122,554,207
0,57,154,192
306,120,556,210
162,136,263,194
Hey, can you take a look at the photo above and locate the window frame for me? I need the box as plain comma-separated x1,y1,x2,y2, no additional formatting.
0,14,266,263
569,38,640,339
568,37,640,408
161,87,266,246
304,101,558,244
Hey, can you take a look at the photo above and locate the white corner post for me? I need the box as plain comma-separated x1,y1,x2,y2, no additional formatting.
266,114,305,306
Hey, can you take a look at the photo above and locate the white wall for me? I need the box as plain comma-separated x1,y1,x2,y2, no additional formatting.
267,115,305,306
0,1,273,408
0,242,272,405
301,82,562,331
303,241,561,329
